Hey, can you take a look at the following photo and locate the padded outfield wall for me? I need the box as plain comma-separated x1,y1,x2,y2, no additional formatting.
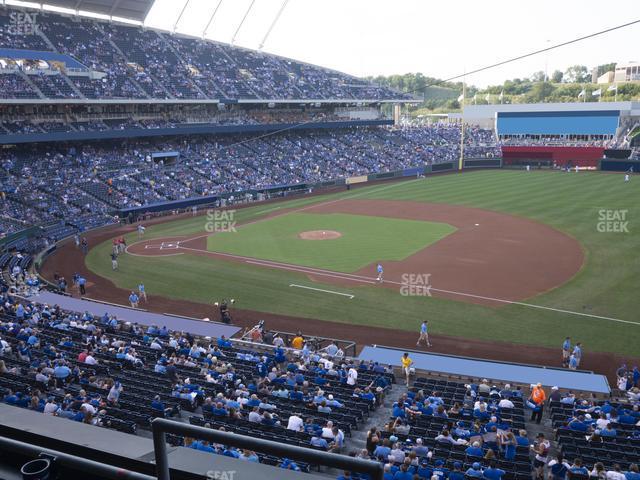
502,146,605,167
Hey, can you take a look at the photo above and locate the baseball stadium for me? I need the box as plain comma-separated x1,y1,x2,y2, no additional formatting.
0,1,639,479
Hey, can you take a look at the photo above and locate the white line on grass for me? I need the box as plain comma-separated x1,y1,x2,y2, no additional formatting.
289,284,354,299
245,259,378,284
177,244,638,326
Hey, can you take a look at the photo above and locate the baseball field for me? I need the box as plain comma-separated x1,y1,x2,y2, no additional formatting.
47,169,640,364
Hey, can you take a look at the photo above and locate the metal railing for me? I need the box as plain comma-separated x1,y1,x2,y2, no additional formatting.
151,418,383,480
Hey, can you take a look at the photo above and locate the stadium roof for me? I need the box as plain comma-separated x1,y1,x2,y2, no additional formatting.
41,0,155,22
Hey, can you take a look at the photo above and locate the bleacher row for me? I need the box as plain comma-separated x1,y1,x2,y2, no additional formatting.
0,7,410,101
551,400,640,471
371,377,531,480
0,293,395,474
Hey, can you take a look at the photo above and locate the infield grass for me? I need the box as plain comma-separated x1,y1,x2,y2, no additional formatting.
85,170,640,356
205,212,455,272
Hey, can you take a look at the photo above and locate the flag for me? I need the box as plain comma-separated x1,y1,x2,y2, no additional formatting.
592,88,602,97
485,93,491,103
473,93,477,104
498,90,504,100
457,93,464,102
577,89,585,98
607,84,617,92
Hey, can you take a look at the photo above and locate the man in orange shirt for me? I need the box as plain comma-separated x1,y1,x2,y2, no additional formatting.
530,383,546,424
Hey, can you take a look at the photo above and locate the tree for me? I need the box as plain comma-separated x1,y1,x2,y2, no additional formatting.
525,82,555,103
531,71,546,82
551,70,563,83
564,65,590,83
596,63,616,76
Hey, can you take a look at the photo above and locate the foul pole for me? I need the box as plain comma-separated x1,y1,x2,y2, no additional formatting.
459,79,465,171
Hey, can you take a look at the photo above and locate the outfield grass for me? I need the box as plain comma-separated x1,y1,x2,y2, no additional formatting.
85,171,640,356
205,212,455,272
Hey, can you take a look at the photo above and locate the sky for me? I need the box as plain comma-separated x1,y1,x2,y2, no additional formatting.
141,0,639,87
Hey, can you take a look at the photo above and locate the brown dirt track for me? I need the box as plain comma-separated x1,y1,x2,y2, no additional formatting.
39,203,629,383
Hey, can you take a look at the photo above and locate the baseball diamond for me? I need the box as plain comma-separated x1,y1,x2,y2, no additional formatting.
2,4,640,477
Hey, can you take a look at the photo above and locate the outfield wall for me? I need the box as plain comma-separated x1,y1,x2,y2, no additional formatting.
501,146,605,167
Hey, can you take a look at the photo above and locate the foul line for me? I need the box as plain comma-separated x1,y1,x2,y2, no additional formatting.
179,246,638,325
289,284,354,299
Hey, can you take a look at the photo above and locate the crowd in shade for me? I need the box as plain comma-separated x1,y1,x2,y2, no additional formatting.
0,8,411,101
0,109,346,136
498,135,614,147
0,290,393,472
0,124,499,237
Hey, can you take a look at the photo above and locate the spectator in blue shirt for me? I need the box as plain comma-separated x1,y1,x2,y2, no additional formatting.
432,460,449,480
449,462,465,480
624,464,640,480
466,462,484,478
568,458,589,476
483,461,505,480
393,464,413,480
600,423,617,437
416,460,432,480
568,415,590,432
466,441,484,457
373,439,391,461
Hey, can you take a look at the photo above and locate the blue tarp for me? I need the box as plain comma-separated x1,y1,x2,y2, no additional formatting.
358,345,610,393
497,110,619,136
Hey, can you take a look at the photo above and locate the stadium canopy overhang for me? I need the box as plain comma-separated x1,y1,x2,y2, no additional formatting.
30,0,155,23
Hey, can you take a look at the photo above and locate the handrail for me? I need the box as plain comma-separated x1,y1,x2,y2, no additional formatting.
151,418,383,480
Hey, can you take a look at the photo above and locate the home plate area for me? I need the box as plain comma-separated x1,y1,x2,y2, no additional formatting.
144,241,181,250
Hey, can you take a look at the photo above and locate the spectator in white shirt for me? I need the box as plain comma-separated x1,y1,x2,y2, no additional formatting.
322,421,335,439
287,414,304,431
43,398,58,415
248,407,262,423
347,367,358,386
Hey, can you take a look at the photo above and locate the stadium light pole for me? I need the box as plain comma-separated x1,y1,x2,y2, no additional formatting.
203,0,224,39
173,0,190,33
459,76,466,171
231,0,257,45
258,0,290,50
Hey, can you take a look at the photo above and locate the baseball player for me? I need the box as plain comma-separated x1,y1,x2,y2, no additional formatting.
138,282,147,302
417,320,432,347
376,263,384,283
137,224,146,238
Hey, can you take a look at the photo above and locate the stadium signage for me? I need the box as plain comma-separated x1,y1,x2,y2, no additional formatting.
400,273,432,296
206,471,236,480
7,12,38,35
205,209,238,233
597,209,629,233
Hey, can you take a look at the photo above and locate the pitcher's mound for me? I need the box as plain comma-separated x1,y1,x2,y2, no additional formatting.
298,230,342,240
